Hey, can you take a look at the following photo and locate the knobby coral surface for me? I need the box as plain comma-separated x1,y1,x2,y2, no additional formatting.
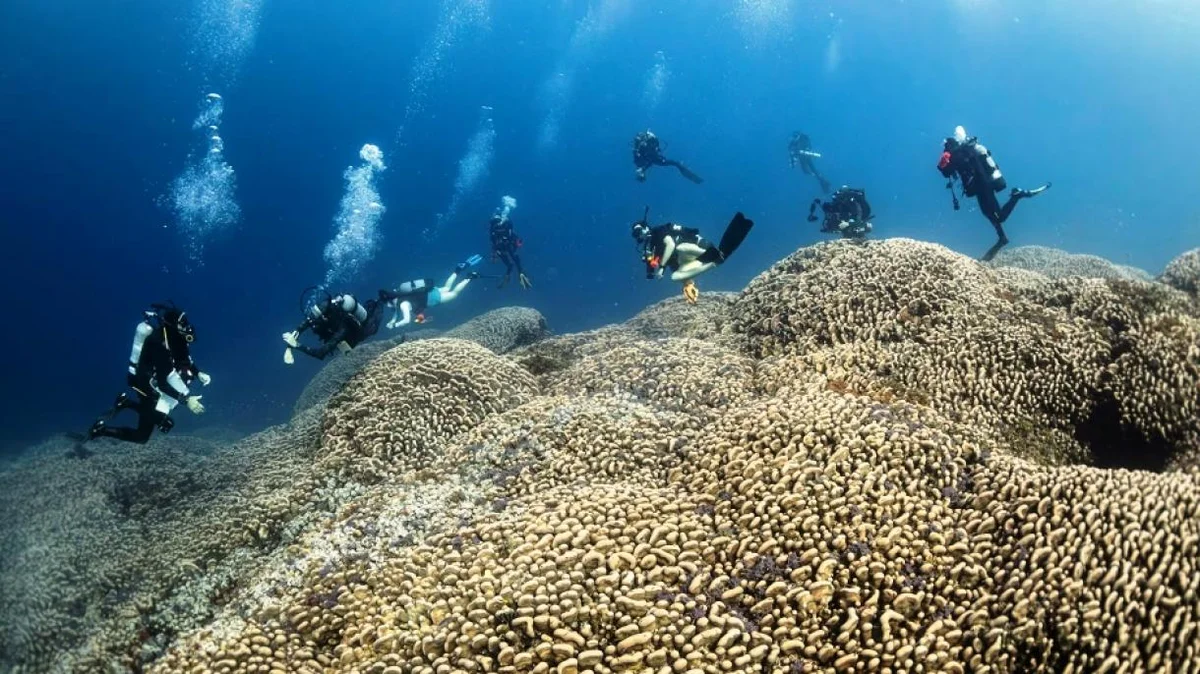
3,240,1198,674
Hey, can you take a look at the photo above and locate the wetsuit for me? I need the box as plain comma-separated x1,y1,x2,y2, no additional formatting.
643,223,713,278
789,132,832,194
939,136,1049,261
641,213,754,282
489,217,524,280
292,294,386,360
811,188,872,239
93,320,196,443
632,131,704,184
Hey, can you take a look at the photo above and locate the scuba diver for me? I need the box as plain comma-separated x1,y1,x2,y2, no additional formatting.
938,125,1052,261
283,290,391,364
88,303,210,445
808,186,873,239
632,207,754,304
788,131,832,194
385,255,482,329
632,130,704,184
489,196,532,290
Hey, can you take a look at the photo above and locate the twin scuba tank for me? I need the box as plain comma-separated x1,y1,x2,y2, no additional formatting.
308,293,368,325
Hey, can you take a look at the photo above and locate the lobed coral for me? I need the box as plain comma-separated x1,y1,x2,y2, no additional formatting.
1161,247,1200,298
733,239,1200,470
990,245,1153,282
4,239,1199,674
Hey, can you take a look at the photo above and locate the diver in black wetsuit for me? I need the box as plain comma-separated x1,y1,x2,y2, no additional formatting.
788,131,832,194
808,186,873,239
490,214,531,290
632,207,754,304
938,125,1051,261
632,130,704,184
282,291,391,363
88,303,210,444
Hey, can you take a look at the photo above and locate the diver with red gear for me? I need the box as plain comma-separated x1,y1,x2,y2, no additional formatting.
938,125,1051,261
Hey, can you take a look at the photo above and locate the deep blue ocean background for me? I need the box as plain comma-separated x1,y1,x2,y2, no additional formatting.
1,0,1197,453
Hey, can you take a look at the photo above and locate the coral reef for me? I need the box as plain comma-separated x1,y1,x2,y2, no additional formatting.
293,307,548,416
991,245,1153,282
734,239,1200,470
443,306,551,354
1162,247,1200,298
4,240,1199,674
292,333,421,417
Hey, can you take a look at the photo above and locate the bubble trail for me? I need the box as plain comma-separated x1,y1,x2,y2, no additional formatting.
426,108,495,241
192,0,266,85
323,144,388,286
536,0,632,152
395,0,491,146
168,93,241,269
643,50,670,116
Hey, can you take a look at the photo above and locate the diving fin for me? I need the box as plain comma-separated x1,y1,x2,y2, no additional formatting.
675,163,704,184
717,212,754,259
465,254,484,267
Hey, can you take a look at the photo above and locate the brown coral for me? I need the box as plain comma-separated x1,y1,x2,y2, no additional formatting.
1161,247,1200,299
319,339,540,482
5,240,1200,674
734,238,1200,471
991,245,1153,282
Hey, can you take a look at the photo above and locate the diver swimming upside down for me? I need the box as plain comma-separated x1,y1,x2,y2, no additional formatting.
632,207,754,304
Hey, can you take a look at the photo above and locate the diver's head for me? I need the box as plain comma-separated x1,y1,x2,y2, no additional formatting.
490,214,504,227
631,221,651,243
308,298,329,321
943,137,961,152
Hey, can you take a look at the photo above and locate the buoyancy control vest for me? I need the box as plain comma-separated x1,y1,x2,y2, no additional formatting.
954,139,1006,197
393,279,436,311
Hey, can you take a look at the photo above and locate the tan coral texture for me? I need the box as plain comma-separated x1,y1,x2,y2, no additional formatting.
2,240,1198,674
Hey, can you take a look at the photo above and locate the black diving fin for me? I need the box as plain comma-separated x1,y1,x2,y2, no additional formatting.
718,212,753,258
699,212,754,264
673,162,705,184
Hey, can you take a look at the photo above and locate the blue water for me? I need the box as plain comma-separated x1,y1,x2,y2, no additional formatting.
1,0,1197,452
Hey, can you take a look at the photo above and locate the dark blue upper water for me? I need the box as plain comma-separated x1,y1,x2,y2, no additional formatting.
1,0,1197,452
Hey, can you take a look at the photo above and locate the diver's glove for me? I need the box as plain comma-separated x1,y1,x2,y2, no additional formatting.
282,331,299,348
186,395,206,415
197,372,212,386
682,280,699,304
518,273,533,290
284,348,295,365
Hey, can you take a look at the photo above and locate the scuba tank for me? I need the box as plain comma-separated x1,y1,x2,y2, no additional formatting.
970,141,1007,193
396,279,429,295
336,295,368,325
